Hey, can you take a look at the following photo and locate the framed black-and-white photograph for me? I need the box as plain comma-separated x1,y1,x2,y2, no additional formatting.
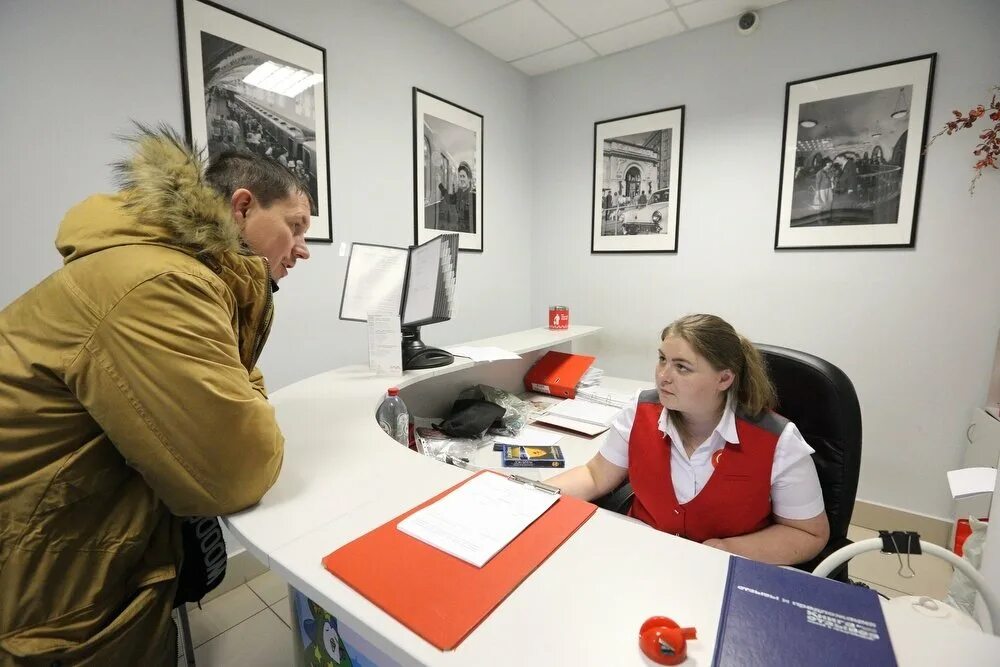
413,88,483,252
177,0,332,243
775,54,936,250
592,106,684,254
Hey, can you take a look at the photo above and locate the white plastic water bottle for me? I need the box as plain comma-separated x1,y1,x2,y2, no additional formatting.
375,387,409,447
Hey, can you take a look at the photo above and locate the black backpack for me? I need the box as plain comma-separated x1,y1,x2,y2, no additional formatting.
173,516,228,607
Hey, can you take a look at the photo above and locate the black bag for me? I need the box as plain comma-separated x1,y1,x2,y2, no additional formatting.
172,516,228,608
435,398,506,439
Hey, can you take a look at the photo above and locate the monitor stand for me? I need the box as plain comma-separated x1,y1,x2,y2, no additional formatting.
401,326,454,370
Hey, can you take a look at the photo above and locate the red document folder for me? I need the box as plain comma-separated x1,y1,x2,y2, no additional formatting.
522,351,595,398
322,471,597,651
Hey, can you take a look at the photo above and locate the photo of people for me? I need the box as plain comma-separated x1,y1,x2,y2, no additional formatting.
591,106,684,253
178,0,332,242
775,54,935,249
789,86,911,228
598,128,672,237
422,113,477,234
413,88,483,251
200,32,321,216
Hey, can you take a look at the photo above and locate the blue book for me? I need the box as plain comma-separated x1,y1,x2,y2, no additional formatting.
713,557,896,666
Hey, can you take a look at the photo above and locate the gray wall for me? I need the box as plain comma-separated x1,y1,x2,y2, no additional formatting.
529,0,1000,518
0,0,535,390
3,0,1000,521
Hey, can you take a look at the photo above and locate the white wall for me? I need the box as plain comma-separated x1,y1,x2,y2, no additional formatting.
0,0,535,391
530,0,1000,519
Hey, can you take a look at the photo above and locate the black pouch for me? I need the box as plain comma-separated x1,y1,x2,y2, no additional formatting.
172,516,228,608
435,399,506,439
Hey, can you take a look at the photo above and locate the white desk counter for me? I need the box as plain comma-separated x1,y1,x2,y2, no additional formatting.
225,326,1000,666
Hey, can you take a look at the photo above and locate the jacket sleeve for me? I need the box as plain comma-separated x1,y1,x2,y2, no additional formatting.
66,271,284,517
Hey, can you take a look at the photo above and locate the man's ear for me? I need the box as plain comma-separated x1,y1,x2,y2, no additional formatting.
231,188,254,228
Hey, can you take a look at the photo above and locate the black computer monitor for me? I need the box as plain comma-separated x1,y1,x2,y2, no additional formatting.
399,233,458,370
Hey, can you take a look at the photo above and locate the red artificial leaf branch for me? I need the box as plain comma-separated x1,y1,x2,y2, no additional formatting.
926,86,1000,194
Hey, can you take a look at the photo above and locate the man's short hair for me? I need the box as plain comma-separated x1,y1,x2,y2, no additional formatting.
206,151,313,209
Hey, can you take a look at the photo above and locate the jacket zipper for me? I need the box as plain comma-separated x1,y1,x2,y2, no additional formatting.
249,258,273,368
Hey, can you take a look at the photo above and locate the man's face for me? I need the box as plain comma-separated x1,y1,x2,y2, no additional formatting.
234,188,311,281
457,170,470,191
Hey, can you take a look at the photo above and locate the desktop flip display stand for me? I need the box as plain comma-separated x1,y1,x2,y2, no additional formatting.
338,234,459,371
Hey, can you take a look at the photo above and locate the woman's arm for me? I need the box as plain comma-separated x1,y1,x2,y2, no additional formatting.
704,511,830,565
546,453,628,502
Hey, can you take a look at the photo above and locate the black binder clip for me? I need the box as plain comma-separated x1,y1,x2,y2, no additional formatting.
878,530,920,578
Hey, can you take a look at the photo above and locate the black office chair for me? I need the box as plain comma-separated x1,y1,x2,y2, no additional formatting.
595,343,863,583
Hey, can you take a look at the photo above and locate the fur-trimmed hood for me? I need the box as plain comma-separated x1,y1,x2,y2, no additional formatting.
56,126,241,263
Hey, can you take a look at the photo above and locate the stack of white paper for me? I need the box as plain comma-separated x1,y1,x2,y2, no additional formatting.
493,426,563,447
397,473,559,567
947,467,998,499
578,366,604,387
532,399,623,436
545,399,622,426
575,386,634,409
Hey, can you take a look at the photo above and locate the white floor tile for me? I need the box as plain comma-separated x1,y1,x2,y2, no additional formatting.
846,525,952,599
270,598,292,628
194,608,292,666
187,584,267,648
247,569,289,607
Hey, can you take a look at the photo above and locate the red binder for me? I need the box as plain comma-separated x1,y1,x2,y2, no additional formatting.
322,471,596,651
522,351,595,398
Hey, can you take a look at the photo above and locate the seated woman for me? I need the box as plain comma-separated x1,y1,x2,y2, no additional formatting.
547,314,829,565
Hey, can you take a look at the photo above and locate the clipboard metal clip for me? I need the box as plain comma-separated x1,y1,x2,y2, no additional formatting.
507,474,561,495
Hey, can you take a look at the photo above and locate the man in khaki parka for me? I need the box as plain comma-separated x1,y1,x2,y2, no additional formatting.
0,127,310,666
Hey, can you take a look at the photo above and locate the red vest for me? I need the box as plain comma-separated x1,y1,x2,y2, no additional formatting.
627,391,782,543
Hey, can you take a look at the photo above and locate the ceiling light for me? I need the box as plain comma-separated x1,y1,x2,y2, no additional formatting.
800,119,817,128
890,87,908,119
243,61,322,98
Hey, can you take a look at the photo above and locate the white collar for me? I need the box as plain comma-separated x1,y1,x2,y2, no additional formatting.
659,393,740,446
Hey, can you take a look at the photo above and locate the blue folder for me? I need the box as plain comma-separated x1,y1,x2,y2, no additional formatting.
713,557,897,666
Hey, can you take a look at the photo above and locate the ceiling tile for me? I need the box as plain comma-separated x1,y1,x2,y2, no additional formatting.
537,0,670,37
676,0,787,30
584,10,684,56
510,40,596,76
397,0,514,28
456,0,576,62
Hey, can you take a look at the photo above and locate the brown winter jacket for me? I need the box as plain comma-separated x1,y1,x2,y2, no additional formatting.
0,131,284,665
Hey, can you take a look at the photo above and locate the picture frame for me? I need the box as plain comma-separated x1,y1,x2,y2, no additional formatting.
774,53,936,250
413,88,483,252
591,105,684,254
177,0,333,243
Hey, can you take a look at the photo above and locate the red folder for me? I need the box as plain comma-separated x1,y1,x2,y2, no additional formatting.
523,351,595,398
322,471,596,651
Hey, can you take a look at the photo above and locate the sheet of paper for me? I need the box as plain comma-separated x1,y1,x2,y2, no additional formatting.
494,426,562,447
444,346,522,362
531,413,608,436
367,312,402,376
575,386,635,409
397,473,559,568
545,399,622,427
340,244,408,321
947,467,998,499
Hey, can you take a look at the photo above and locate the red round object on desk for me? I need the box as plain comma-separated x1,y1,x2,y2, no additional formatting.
639,616,697,665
